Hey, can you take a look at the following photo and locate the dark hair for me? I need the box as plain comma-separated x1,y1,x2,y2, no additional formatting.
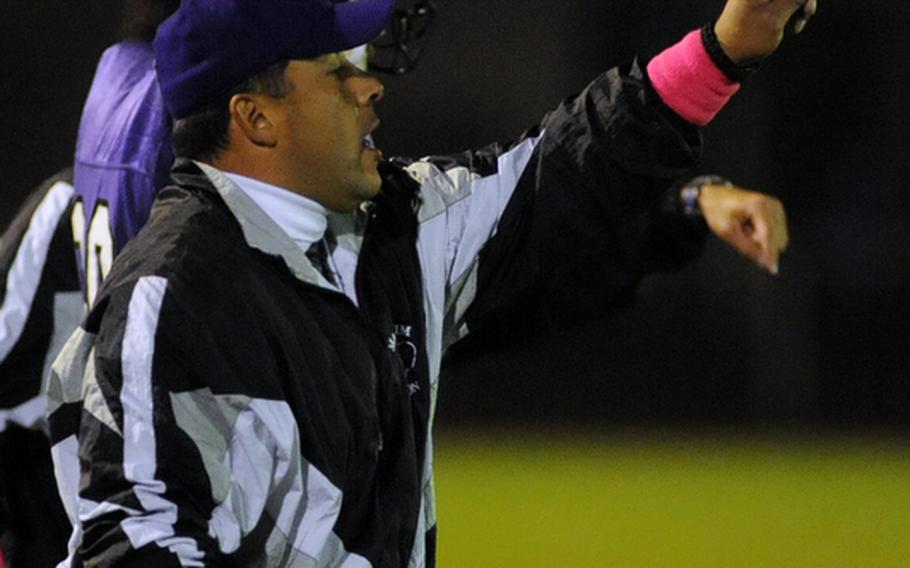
118,0,180,43
172,60,293,161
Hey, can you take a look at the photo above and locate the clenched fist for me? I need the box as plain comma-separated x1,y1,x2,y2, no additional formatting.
715,0,818,64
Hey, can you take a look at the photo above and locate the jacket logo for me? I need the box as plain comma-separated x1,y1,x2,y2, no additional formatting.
388,324,419,395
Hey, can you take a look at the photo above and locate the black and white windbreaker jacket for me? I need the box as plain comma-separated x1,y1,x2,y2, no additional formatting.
1,170,81,433
47,63,708,567
0,170,80,563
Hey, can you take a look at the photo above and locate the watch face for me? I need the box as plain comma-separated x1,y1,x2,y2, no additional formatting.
680,185,702,217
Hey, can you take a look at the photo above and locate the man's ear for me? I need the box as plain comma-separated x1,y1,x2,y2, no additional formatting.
229,94,277,148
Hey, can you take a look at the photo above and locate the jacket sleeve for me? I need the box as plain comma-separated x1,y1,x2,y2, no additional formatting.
46,276,222,567
47,273,349,566
403,62,708,347
0,169,82,433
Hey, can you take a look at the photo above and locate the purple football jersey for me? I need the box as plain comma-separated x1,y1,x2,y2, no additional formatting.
72,41,172,300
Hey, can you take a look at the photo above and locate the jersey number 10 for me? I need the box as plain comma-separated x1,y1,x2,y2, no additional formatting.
71,200,113,308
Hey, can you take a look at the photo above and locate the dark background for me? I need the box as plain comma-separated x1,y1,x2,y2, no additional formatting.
2,1,909,431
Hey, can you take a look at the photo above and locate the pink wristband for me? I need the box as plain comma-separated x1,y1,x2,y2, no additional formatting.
646,29,740,126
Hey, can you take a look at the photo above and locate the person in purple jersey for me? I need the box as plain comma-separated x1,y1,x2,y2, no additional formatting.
71,0,179,306
0,3,178,565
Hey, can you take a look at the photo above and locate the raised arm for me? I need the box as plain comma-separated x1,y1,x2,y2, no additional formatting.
407,0,816,344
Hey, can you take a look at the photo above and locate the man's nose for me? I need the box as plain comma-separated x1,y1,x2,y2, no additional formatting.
354,74,384,106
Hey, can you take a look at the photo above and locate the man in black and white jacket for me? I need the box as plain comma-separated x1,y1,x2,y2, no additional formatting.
47,0,813,566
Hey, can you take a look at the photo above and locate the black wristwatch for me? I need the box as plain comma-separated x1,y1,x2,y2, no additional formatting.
679,175,732,218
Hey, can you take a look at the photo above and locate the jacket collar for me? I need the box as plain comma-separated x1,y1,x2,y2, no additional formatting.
187,159,337,291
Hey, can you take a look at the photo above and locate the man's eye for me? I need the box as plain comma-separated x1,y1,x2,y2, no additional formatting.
331,64,354,79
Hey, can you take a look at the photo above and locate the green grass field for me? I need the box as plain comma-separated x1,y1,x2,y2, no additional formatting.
433,430,910,567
